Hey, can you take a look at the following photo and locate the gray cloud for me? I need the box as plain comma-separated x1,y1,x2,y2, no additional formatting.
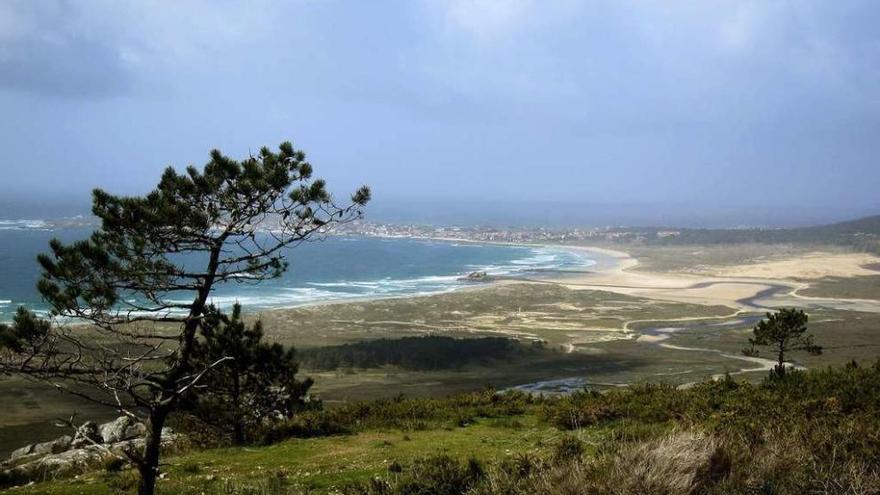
0,0,878,226
0,1,131,98
0,34,130,98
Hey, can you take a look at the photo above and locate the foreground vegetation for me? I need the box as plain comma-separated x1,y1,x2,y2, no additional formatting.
9,361,880,494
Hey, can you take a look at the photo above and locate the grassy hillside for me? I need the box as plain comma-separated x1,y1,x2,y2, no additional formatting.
9,361,880,495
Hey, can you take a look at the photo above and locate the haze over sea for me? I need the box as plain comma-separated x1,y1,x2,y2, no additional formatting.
0,224,594,322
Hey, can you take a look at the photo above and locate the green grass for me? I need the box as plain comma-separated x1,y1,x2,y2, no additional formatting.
14,416,563,495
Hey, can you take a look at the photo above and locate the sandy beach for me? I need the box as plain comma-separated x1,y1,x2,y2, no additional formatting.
536,244,880,312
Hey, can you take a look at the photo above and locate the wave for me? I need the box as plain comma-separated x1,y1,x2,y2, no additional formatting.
0,219,50,230
308,274,460,290
470,247,595,276
0,240,599,320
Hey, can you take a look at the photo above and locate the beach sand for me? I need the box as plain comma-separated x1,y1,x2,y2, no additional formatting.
695,251,880,279
536,245,880,310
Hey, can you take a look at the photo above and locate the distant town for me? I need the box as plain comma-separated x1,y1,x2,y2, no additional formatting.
335,221,680,244
15,215,877,253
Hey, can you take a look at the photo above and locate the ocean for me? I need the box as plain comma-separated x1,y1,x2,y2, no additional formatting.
0,226,595,321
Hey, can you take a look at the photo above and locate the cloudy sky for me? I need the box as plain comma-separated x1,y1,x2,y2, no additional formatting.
0,1,878,226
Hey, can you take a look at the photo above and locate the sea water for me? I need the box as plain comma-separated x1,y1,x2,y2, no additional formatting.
0,226,595,320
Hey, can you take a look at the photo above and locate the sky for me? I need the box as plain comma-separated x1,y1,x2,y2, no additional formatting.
0,0,878,227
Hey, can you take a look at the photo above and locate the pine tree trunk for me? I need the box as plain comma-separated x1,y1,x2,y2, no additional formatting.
775,345,786,377
232,373,245,445
139,245,221,494
138,408,168,495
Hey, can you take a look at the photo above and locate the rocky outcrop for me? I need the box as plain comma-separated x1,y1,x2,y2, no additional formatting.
71,421,102,449
1,417,181,487
460,271,491,282
9,435,72,462
99,416,147,444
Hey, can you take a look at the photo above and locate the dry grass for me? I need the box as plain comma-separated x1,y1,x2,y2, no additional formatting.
613,430,728,495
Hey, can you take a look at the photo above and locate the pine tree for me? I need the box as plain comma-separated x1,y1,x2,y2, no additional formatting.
0,141,369,495
186,303,313,445
743,308,822,377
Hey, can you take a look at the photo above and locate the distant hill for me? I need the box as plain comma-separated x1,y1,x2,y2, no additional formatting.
803,214,880,235
609,214,880,253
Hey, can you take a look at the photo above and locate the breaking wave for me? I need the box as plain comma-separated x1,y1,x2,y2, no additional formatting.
0,219,50,230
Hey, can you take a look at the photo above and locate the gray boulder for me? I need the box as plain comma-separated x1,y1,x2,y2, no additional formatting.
32,435,73,456
99,416,145,444
30,445,106,477
71,421,102,449
2,417,185,487
2,428,183,485
8,444,35,462
8,435,72,462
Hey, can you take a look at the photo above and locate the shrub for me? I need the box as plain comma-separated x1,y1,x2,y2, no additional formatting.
103,456,127,473
260,410,349,443
552,435,584,461
345,455,485,495
540,390,616,429
263,388,534,444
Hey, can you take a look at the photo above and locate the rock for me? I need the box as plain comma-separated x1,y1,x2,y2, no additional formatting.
109,429,180,458
2,446,104,483
71,422,102,449
33,446,106,477
461,271,490,282
31,436,72,456
9,444,36,462
1,417,185,487
8,435,72,462
99,417,145,444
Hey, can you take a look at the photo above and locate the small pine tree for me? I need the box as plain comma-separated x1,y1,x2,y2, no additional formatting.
743,308,822,377
187,303,313,445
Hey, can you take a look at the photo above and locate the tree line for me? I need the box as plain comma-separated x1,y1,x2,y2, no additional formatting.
299,336,544,372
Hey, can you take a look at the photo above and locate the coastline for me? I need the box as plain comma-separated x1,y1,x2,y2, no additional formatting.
14,236,879,327
247,236,880,320
240,238,621,314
